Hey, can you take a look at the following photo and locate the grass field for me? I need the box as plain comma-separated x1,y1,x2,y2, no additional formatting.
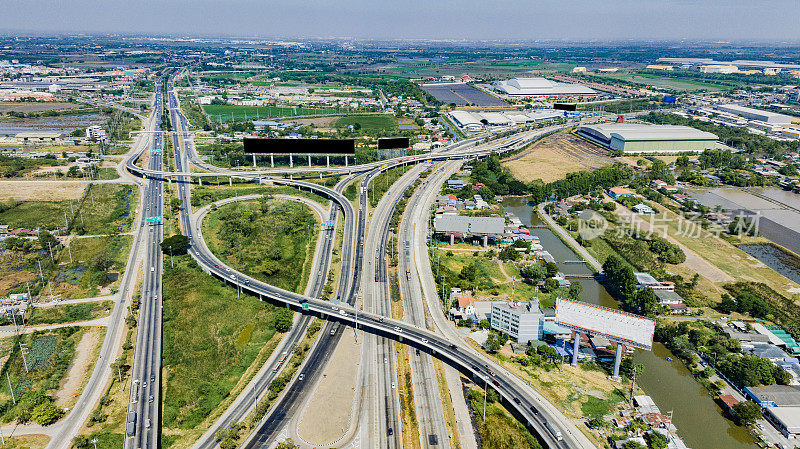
74,184,136,235
0,435,50,448
0,181,86,202
161,256,284,433
26,301,113,326
333,114,397,131
50,235,132,299
467,386,541,449
190,184,329,211
597,73,728,92
202,104,336,122
0,200,74,229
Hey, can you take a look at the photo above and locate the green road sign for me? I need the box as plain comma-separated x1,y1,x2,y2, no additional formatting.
145,216,163,223
302,303,309,311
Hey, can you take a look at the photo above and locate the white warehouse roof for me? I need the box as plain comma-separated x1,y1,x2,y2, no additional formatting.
449,110,482,129
715,104,793,124
577,123,718,142
493,77,597,97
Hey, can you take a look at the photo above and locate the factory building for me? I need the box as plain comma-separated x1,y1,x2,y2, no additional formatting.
700,64,739,74
449,110,483,131
577,123,718,154
492,77,597,97
715,104,793,125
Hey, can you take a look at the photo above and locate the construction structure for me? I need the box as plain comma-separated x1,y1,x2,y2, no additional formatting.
577,123,718,154
555,297,655,379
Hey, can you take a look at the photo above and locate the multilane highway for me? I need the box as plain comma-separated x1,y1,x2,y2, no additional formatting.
123,74,595,448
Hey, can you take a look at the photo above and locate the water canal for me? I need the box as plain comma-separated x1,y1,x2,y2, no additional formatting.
502,196,756,449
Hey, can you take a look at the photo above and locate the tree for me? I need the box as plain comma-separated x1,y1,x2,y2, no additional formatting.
38,230,58,252
274,308,293,332
568,281,583,299
498,246,520,261
276,439,300,449
731,401,762,426
520,263,546,282
623,441,645,449
161,234,190,255
479,319,491,329
31,400,61,425
485,332,503,353
646,432,668,449
545,262,559,277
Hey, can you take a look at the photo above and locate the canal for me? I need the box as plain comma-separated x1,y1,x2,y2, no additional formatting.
503,197,757,449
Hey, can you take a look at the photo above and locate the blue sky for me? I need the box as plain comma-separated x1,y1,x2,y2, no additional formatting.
1,0,798,41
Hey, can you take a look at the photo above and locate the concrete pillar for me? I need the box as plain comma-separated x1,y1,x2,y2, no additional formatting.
270,154,274,168
612,343,624,379
450,234,454,245
289,154,293,168
482,235,488,248
229,177,233,186
344,156,348,167
252,154,256,167
572,331,581,366
308,155,311,167
198,177,202,186
326,155,330,168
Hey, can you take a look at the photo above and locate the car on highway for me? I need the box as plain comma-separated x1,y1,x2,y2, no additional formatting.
149,394,154,403
387,427,393,436
391,382,396,389
151,373,155,382
298,373,305,381
513,397,521,404
339,310,347,317
393,326,402,332
421,338,428,344
384,357,388,364
145,418,151,429
143,380,147,388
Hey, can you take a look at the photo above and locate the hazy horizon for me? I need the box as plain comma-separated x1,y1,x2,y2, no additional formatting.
1,0,798,42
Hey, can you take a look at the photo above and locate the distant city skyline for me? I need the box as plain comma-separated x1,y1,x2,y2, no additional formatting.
1,0,799,41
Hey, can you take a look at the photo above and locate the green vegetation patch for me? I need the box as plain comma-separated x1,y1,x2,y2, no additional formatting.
26,300,113,326
161,256,283,429
0,327,84,423
204,198,317,292
468,388,541,449
0,200,73,230
333,114,397,131
73,184,136,235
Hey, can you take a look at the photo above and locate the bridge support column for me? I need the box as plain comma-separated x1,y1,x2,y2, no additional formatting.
198,177,202,186
270,154,274,168
252,154,256,167
482,235,488,247
344,156,348,167
450,234,455,245
612,343,624,379
229,177,233,186
326,155,330,168
289,154,293,168
308,155,311,167
572,331,581,366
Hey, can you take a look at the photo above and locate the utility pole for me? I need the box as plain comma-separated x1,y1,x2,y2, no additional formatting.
47,242,54,263
19,342,29,373
169,246,173,268
6,372,15,404
483,378,488,421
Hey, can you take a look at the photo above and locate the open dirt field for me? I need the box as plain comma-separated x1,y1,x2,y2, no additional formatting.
55,326,104,408
293,116,339,127
296,329,361,445
502,132,613,183
0,102,80,113
0,181,86,201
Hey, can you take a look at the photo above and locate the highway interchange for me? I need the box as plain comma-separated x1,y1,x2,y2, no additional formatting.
117,68,598,449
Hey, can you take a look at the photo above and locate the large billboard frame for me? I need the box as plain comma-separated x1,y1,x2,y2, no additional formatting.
243,137,355,155
554,297,655,350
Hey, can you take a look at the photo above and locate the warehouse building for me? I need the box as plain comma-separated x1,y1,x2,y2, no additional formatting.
433,215,504,246
715,104,793,124
577,123,718,154
492,77,597,97
449,110,483,131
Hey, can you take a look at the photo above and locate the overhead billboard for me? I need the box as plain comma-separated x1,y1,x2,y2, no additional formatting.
553,103,577,112
555,297,655,350
243,137,355,155
378,137,410,150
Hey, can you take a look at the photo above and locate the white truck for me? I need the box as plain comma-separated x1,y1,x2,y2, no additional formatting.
546,421,563,441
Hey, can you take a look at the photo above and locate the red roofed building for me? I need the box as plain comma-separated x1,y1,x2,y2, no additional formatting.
717,394,740,413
